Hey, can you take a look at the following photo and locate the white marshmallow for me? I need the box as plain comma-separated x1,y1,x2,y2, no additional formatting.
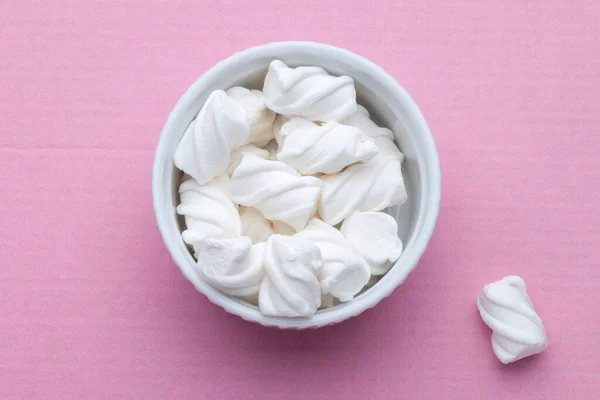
176,176,241,256
340,211,403,275
226,87,276,147
277,118,379,175
259,235,323,317
318,136,407,225
229,153,323,231
174,90,249,184
263,60,357,122
295,219,370,302
195,237,265,297
477,276,548,364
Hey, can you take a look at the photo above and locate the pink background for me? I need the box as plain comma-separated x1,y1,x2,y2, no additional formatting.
2,1,600,398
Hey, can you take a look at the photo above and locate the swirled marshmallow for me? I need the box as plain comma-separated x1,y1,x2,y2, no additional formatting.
263,60,357,122
177,176,241,256
195,237,265,297
477,276,547,364
318,137,407,225
340,211,403,275
226,87,276,147
277,118,379,175
240,206,273,244
229,153,323,231
174,90,249,184
259,234,323,317
295,219,370,302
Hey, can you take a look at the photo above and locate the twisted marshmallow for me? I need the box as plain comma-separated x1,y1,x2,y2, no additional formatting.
295,219,370,302
174,90,249,184
277,118,379,175
318,147,407,225
177,176,241,256
263,60,357,122
340,211,403,276
229,153,323,231
477,276,547,363
259,235,323,317
195,237,265,297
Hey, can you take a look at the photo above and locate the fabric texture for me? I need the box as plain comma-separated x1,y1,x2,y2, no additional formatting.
1,1,599,398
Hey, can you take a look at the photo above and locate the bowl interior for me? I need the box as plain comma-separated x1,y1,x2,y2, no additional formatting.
155,42,438,328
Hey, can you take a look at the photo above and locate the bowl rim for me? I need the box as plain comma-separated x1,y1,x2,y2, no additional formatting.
153,41,441,329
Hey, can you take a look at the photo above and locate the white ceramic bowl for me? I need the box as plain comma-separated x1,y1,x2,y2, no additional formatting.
153,41,441,329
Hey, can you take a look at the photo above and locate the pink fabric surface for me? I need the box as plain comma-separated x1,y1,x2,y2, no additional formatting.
1,1,599,398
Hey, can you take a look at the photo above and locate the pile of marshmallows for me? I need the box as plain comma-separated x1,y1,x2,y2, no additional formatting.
173,60,407,318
